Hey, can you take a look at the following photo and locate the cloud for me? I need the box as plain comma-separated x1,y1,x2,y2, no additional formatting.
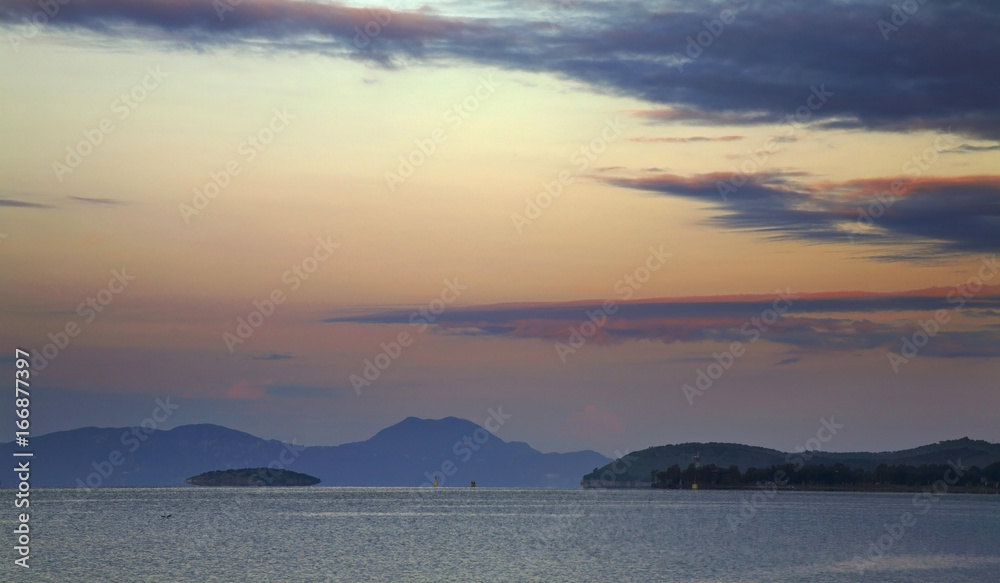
628,107,775,126
601,171,1000,258
69,195,126,205
775,357,800,365
0,199,53,208
630,134,744,143
946,143,1000,153
0,0,479,66
3,0,999,137
251,353,294,361
328,287,1000,325
325,286,1000,358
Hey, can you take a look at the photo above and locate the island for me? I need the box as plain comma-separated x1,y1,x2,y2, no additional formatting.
185,467,321,487
581,438,1000,492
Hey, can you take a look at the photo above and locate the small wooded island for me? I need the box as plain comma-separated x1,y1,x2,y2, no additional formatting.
185,468,321,487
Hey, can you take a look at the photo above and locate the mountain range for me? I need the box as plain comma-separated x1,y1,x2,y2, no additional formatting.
8,416,997,490
0,416,611,488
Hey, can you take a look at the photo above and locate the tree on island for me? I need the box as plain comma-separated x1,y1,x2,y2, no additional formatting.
647,461,1000,491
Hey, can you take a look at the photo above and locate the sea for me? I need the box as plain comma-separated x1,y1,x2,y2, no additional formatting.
2,487,998,582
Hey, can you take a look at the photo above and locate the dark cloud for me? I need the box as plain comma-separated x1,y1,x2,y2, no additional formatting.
69,196,126,205
628,107,775,126
775,357,801,365
0,199,53,208
947,143,1000,153
325,286,1000,358
3,0,998,137
327,288,1000,326
602,172,1000,257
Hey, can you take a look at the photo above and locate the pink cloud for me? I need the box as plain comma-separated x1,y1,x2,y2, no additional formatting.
224,380,271,400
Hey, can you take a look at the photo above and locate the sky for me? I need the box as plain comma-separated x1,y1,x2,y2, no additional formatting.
1,0,998,458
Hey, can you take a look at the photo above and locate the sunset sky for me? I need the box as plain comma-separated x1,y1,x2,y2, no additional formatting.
2,0,998,457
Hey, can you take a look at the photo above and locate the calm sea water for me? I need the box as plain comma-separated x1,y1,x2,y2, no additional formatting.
2,487,998,582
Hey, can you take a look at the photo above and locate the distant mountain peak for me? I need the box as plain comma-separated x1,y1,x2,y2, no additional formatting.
368,415,485,443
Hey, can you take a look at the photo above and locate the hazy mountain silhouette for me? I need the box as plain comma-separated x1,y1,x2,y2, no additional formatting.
1,416,611,488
